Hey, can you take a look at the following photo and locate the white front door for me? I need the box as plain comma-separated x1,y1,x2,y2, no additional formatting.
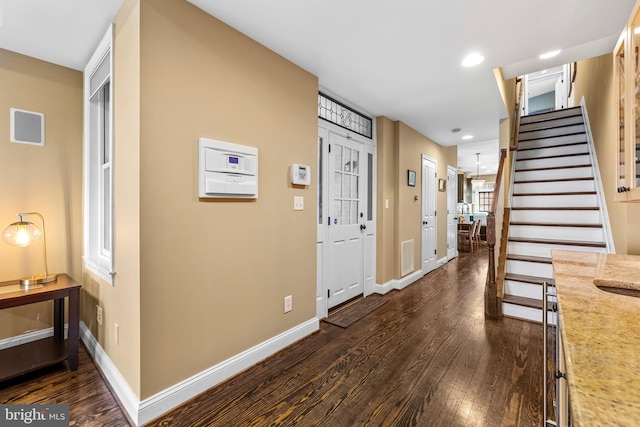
421,155,437,274
447,166,458,260
327,132,368,308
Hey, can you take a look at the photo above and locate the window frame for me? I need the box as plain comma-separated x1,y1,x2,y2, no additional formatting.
83,26,115,284
478,190,494,213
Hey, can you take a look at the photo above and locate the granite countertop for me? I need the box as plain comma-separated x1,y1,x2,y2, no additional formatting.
551,250,640,425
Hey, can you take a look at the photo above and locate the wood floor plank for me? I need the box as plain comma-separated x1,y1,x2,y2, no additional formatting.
0,249,545,426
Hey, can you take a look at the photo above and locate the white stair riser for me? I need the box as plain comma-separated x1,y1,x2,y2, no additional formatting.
519,115,584,132
516,144,589,160
504,280,545,299
510,209,602,224
517,134,587,150
502,303,557,325
513,180,596,194
519,124,585,140
506,260,554,278
512,194,598,208
514,167,593,182
509,225,604,242
507,241,607,258
516,154,591,170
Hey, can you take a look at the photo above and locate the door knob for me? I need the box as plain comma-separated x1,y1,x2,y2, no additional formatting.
360,224,367,230
423,221,428,225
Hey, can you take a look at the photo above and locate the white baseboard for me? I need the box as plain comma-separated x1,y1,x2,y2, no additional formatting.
0,325,68,350
374,269,423,294
80,321,142,424
81,317,319,426
437,256,448,267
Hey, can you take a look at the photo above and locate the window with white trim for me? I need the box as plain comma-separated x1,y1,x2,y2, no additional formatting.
83,26,114,284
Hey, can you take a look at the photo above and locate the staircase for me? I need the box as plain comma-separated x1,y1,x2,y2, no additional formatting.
501,106,610,323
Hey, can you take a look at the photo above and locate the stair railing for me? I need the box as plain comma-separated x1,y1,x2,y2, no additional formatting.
485,77,524,319
509,77,524,151
485,148,507,319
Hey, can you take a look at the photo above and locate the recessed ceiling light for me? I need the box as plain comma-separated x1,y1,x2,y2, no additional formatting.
539,50,561,59
462,53,484,67
462,135,473,140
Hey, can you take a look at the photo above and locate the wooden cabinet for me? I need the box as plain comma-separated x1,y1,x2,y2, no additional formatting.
614,1,640,201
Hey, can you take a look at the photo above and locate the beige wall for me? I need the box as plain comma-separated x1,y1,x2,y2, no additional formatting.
376,117,397,284
136,0,318,398
0,49,83,340
376,118,457,281
80,0,143,398
573,52,640,255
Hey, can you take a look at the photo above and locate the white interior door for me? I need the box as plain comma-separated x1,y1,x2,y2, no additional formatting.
327,132,366,308
422,155,437,274
447,166,458,260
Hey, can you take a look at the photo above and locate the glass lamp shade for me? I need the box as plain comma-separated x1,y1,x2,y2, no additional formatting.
2,221,42,247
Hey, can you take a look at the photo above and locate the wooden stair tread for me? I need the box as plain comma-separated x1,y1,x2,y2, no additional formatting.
512,191,596,196
506,254,552,264
511,206,599,211
502,294,551,311
519,107,582,123
515,152,588,162
514,177,593,184
508,237,606,248
510,221,602,228
518,131,585,143
515,164,591,172
504,272,554,285
517,141,587,152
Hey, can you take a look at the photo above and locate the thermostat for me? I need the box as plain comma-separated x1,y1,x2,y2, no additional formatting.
291,164,311,186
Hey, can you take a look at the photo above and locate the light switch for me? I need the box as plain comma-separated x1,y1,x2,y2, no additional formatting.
385,199,389,209
294,196,304,211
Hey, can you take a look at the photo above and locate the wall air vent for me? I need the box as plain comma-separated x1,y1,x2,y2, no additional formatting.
10,108,44,146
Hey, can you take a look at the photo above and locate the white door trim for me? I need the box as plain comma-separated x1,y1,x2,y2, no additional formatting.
421,155,437,275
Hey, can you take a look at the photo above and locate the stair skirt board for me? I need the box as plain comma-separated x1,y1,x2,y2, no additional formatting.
504,280,550,300
516,144,589,160
511,194,598,208
509,225,604,242
502,302,556,325
515,154,591,170
517,134,588,150
518,115,584,132
519,107,582,124
506,259,553,278
514,167,593,181
510,209,602,224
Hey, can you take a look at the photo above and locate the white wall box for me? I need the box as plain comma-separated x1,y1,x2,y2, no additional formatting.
198,138,258,198
290,163,311,186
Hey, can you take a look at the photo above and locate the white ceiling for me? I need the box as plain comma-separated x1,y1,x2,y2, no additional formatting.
0,0,635,173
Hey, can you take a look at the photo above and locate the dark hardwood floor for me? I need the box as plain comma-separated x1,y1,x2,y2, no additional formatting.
0,248,544,426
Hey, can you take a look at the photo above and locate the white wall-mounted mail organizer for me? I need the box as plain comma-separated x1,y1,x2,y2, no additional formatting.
198,137,258,198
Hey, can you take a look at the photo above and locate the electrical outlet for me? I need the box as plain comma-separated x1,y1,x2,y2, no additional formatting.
114,323,119,345
284,295,293,313
293,196,304,211
96,306,103,325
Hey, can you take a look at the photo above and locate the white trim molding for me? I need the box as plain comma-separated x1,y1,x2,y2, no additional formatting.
0,325,68,350
81,318,319,426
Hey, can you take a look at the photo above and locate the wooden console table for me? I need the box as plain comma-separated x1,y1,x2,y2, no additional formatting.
0,274,80,381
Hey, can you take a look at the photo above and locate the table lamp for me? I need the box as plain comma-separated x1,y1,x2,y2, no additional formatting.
2,212,57,288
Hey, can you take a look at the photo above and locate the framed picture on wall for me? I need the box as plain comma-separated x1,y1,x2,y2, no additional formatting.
439,178,446,192
408,170,416,187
